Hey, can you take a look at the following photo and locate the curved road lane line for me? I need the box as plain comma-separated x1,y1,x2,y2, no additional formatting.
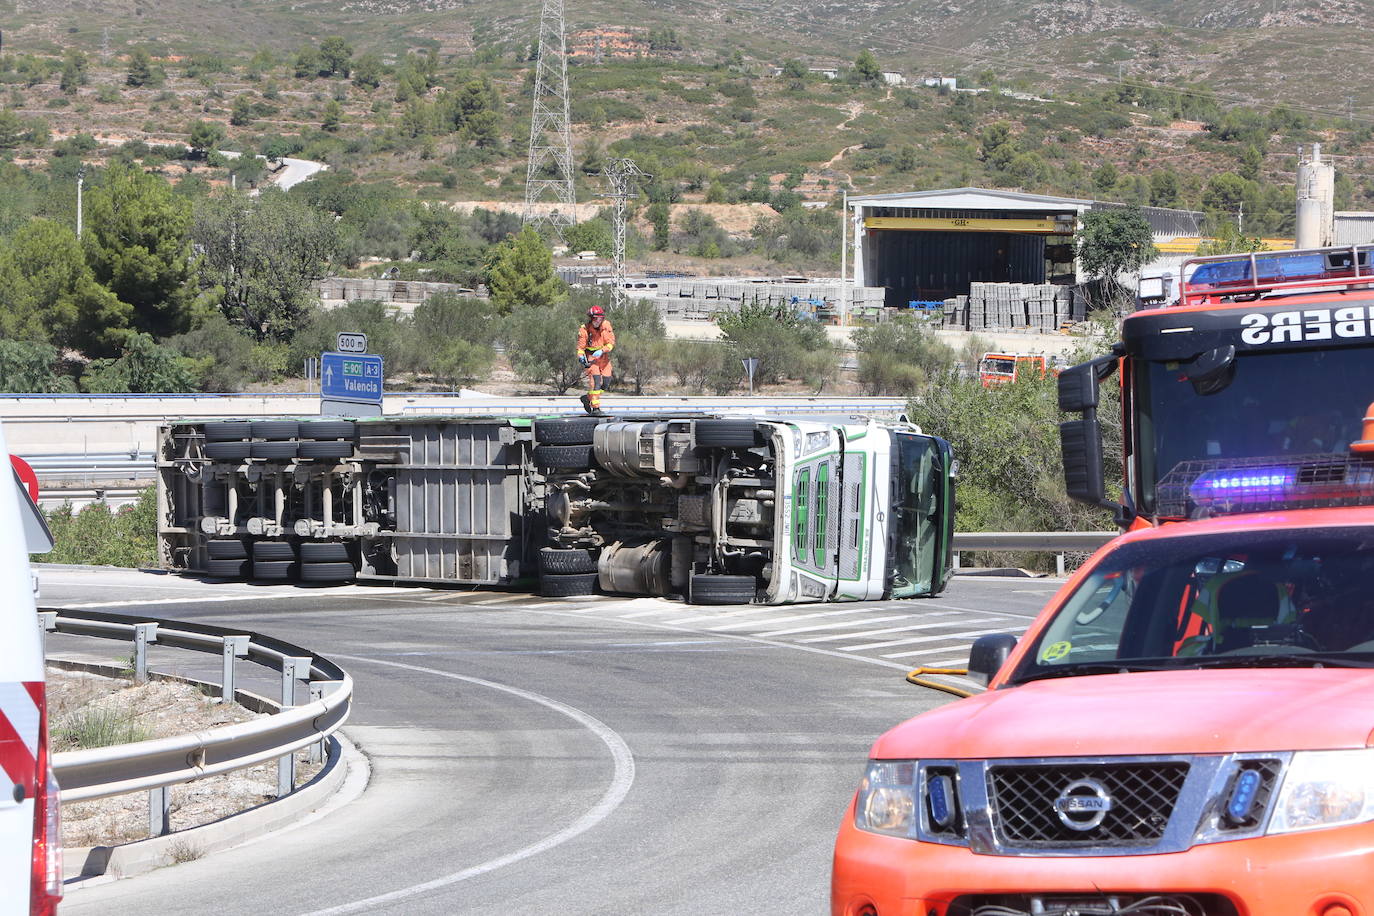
302,656,636,916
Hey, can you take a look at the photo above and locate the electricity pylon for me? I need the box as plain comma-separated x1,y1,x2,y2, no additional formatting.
601,158,649,301
523,0,577,238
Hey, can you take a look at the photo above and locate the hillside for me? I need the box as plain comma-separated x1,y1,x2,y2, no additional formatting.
0,0,1373,274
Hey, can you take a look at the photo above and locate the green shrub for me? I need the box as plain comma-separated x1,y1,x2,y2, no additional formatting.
41,488,158,567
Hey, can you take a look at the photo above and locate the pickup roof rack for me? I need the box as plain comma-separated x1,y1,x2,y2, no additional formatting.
1177,244,1374,305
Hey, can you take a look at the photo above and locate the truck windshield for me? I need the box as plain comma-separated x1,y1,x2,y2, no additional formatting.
890,434,945,597
1135,345,1374,516
1009,525,1374,685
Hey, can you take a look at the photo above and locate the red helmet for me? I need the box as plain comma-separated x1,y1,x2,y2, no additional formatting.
587,305,605,318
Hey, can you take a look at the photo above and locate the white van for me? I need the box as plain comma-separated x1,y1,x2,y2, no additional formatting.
1,422,62,915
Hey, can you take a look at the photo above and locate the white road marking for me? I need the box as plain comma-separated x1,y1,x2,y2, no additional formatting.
708,605,880,632
59,594,263,609
756,614,909,638
880,629,1010,657
304,657,636,916
800,616,1000,644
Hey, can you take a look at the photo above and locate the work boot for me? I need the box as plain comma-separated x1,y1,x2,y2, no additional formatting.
580,393,594,415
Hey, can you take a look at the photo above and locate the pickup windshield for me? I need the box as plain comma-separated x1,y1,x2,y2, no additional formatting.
1135,345,1374,515
1008,526,1374,686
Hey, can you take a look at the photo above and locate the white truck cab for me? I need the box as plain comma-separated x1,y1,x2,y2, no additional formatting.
1,422,62,916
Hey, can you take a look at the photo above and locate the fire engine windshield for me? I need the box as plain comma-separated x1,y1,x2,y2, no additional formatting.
1010,526,1374,684
1135,345,1374,517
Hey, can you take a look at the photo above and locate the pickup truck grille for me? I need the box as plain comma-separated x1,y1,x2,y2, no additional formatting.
988,762,1189,847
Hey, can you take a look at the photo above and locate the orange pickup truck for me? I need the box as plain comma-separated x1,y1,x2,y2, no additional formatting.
833,507,1374,916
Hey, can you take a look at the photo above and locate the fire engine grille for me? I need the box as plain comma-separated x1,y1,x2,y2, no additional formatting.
988,762,1189,847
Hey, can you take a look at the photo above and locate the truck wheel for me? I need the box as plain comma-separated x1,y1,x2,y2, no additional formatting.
206,441,253,460
205,558,250,578
301,542,350,563
207,539,248,560
534,417,602,445
540,572,598,597
538,547,598,574
689,574,757,605
533,445,595,470
252,560,298,580
300,562,355,582
694,419,760,448
299,420,357,440
250,420,300,440
204,421,252,441
252,541,296,561
251,440,300,459
299,440,354,460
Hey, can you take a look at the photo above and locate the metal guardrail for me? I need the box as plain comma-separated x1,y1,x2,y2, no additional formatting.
953,531,1118,551
42,608,352,834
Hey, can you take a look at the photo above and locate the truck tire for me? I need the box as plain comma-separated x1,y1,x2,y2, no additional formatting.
538,547,598,574
694,419,760,448
206,539,248,560
299,420,357,440
251,440,300,459
534,417,602,445
206,441,253,460
540,572,598,597
250,420,300,440
204,421,252,441
301,542,350,563
252,541,296,561
205,558,250,578
300,562,355,582
298,440,354,460
689,574,757,605
252,560,298,580
533,444,595,470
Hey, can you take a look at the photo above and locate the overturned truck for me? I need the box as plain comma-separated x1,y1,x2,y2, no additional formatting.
156,412,954,604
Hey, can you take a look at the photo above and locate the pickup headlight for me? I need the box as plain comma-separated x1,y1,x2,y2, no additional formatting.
1269,749,1374,834
854,760,918,838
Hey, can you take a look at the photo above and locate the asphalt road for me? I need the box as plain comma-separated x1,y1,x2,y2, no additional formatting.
43,567,1060,916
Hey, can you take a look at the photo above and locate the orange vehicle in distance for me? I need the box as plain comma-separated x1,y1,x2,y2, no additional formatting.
977,353,1053,388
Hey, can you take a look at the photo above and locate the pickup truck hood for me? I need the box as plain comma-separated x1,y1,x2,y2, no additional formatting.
871,668,1374,759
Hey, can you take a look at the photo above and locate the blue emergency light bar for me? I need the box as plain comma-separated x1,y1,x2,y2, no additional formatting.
1178,244,1374,305
1158,455,1374,518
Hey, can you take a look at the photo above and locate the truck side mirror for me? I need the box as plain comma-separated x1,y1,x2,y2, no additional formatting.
1057,353,1118,413
1060,418,1106,506
1058,363,1099,412
968,634,1018,686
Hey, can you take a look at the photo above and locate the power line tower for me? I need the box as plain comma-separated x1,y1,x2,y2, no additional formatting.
523,0,577,238
600,158,649,300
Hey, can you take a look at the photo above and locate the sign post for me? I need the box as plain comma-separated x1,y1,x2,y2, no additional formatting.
320,351,384,417
741,357,760,396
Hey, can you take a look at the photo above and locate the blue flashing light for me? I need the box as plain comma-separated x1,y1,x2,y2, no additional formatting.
1226,768,1262,824
928,774,954,828
1190,467,1297,501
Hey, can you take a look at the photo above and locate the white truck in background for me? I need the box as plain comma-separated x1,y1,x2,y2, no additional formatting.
155,412,956,603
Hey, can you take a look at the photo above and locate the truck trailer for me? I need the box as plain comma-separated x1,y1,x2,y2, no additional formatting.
155,412,955,604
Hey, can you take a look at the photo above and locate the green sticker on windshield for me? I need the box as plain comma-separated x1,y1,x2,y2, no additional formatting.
1041,640,1071,662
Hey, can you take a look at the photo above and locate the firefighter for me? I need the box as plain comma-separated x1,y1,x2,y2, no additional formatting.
577,304,615,415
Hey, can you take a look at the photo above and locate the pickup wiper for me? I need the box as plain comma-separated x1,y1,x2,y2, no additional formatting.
1013,659,1184,684
1185,651,1374,670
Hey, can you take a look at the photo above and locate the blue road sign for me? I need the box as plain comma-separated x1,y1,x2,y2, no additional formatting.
320,351,383,404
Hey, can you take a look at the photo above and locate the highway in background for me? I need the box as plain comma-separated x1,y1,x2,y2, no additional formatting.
46,567,1059,915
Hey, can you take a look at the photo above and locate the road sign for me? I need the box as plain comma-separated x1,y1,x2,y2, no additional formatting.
336,332,368,354
9,454,37,504
320,351,383,405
